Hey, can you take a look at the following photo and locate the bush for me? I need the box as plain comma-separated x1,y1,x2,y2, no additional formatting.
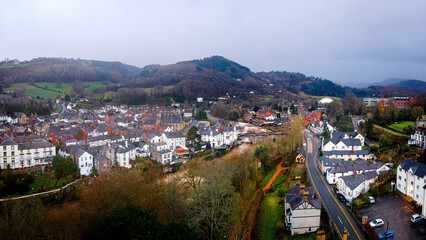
277,188,286,198
23,174,35,184
369,145,379,153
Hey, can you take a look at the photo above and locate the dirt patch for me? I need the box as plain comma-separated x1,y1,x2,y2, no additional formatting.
294,163,305,175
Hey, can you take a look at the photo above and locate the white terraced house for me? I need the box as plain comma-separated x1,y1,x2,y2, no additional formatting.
0,135,55,169
161,131,186,151
396,158,426,217
321,131,369,160
337,171,378,200
321,158,389,184
72,149,93,176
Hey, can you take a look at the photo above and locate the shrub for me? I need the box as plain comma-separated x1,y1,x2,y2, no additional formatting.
277,188,286,198
23,174,35,184
369,145,379,153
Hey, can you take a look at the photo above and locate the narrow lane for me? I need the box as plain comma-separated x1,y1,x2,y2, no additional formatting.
305,130,366,240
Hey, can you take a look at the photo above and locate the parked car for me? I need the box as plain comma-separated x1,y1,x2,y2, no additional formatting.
368,196,375,203
378,230,393,239
369,218,385,228
337,193,346,202
411,214,424,223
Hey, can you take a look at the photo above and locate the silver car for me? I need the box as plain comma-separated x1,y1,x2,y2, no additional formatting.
369,218,384,228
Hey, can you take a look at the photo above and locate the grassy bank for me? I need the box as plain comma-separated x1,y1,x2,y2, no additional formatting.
388,121,414,132
253,190,282,240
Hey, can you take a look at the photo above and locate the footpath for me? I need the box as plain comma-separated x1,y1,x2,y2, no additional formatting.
262,159,289,191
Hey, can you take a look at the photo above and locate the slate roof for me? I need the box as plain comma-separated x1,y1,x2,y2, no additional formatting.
74,148,88,158
340,171,378,190
332,131,361,140
161,114,182,124
326,160,385,174
399,158,426,178
285,183,322,210
323,138,361,147
0,135,17,146
164,131,185,139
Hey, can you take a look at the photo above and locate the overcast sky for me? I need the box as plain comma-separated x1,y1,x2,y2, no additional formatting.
1,0,425,84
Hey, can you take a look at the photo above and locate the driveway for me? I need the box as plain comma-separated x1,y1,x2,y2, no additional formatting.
358,193,426,239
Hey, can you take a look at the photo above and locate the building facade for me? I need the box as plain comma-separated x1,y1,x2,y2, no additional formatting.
396,158,426,216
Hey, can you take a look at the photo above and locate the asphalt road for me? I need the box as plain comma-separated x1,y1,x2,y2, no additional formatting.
305,130,367,240
352,116,376,147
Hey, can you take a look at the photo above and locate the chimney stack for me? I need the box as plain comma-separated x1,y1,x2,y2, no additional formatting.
353,162,356,167
336,163,340,168
302,191,309,201
295,176,301,184
300,185,305,195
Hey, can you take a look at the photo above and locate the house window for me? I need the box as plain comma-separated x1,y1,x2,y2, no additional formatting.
416,194,419,199
417,185,419,190
3,152,6,157
3,158,6,164
27,160,31,165
398,176,401,180
398,184,401,188
411,181,413,185
11,151,14,156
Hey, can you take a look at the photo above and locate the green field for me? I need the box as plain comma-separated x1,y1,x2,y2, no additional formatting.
299,91,341,101
254,192,282,240
6,81,105,98
389,121,415,132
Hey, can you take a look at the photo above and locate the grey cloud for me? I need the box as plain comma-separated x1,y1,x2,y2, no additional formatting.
0,0,425,83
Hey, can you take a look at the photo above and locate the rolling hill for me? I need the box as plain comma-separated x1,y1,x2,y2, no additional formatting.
1,56,350,100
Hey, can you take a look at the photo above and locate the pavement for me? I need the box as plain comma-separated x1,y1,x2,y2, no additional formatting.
305,130,367,240
358,193,426,240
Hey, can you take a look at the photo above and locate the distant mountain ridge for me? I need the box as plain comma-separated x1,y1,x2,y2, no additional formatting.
0,56,420,100
346,78,425,89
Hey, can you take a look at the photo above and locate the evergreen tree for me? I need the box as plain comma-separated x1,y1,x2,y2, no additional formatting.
322,122,330,139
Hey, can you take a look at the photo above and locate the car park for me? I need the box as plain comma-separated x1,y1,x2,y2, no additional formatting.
368,196,375,203
378,230,393,239
411,214,424,223
369,218,385,229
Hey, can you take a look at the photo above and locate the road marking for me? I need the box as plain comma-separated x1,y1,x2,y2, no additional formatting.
338,216,343,224
305,134,362,240
313,158,361,240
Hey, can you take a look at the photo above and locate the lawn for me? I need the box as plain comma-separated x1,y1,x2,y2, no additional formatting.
389,121,415,132
29,176,47,193
282,232,316,240
28,174,70,194
273,175,285,186
299,91,341,101
253,192,282,240
262,167,277,188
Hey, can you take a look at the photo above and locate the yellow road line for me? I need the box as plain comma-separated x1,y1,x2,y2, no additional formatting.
333,221,343,239
305,139,339,238
307,136,361,240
